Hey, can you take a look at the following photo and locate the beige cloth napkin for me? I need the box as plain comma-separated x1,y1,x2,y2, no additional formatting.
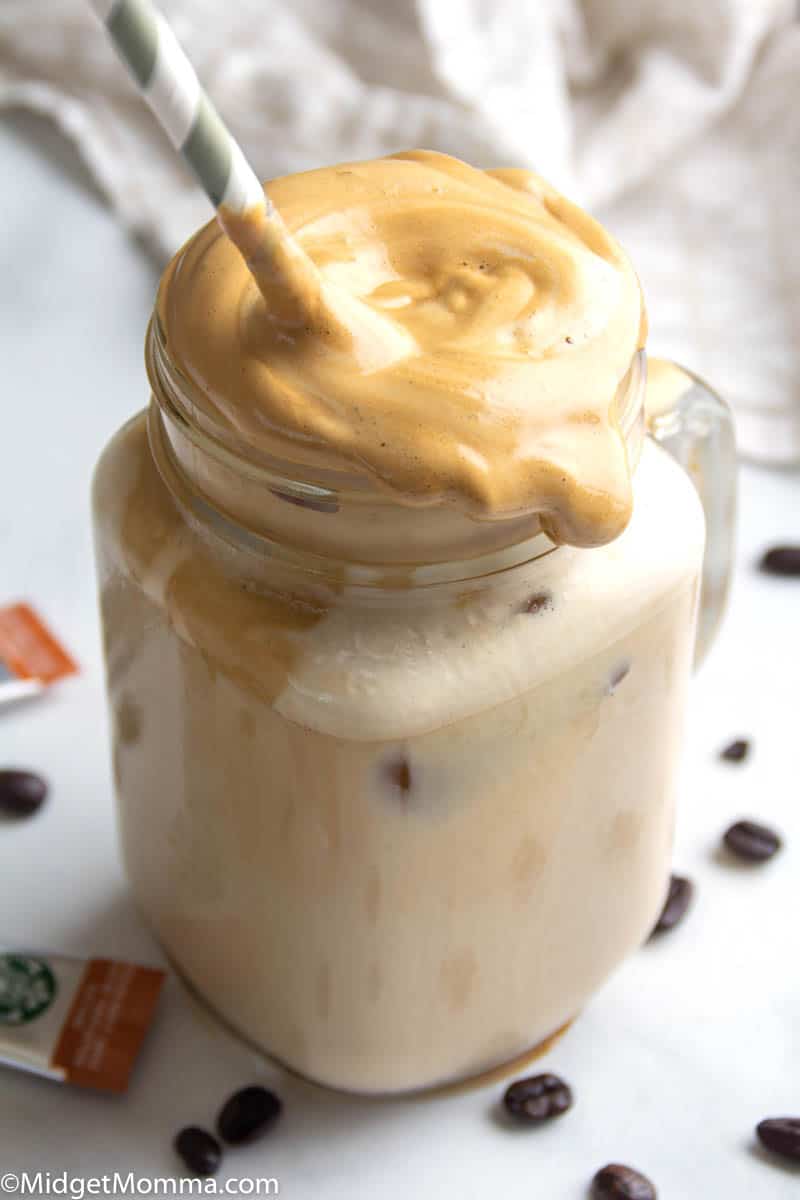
1,0,798,461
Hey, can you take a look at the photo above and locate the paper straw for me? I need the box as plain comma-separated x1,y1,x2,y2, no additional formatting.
88,0,322,323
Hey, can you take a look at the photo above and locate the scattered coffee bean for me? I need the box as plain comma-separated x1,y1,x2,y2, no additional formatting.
503,1072,573,1123
757,1117,800,1162
0,770,48,818
650,874,693,936
523,592,553,616
173,1127,222,1176
723,820,782,863
759,545,800,577
719,738,750,764
591,1163,656,1199
217,1085,282,1145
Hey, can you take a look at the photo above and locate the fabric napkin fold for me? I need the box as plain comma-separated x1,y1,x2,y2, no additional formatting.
1,0,798,460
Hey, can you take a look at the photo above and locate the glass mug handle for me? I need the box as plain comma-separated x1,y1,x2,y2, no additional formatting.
646,358,737,666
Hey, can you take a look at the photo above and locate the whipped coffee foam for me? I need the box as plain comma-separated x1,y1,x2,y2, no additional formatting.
158,151,645,547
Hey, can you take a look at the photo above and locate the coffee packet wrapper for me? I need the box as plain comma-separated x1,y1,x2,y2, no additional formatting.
0,950,166,1092
0,603,79,705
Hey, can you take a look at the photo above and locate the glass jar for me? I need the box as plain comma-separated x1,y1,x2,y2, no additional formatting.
92,315,735,1095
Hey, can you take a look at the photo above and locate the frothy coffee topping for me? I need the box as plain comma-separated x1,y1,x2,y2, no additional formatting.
157,150,646,547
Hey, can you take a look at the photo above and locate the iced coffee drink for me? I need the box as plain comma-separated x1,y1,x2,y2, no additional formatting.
93,152,728,1093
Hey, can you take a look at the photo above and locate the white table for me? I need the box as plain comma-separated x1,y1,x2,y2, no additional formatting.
1,112,798,1197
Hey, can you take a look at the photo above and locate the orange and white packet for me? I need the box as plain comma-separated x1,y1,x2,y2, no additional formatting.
0,950,166,1092
0,602,79,705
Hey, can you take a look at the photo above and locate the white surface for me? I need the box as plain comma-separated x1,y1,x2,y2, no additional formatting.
3,0,800,460
1,114,798,1196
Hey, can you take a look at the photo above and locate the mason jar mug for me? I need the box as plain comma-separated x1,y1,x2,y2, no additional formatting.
92,322,735,1094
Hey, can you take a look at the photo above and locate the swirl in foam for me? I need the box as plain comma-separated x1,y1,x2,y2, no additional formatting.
157,151,646,548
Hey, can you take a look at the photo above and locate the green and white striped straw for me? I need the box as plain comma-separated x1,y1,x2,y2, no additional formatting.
89,0,322,321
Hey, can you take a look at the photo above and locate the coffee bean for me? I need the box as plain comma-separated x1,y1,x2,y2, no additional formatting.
217,1085,282,1145
719,738,750,764
523,592,553,616
173,1127,222,1176
759,545,800,577
723,820,782,862
650,874,693,936
503,1072,573,1123
757,1117,800,1162
591,1163,656,1199
0,770,48,818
